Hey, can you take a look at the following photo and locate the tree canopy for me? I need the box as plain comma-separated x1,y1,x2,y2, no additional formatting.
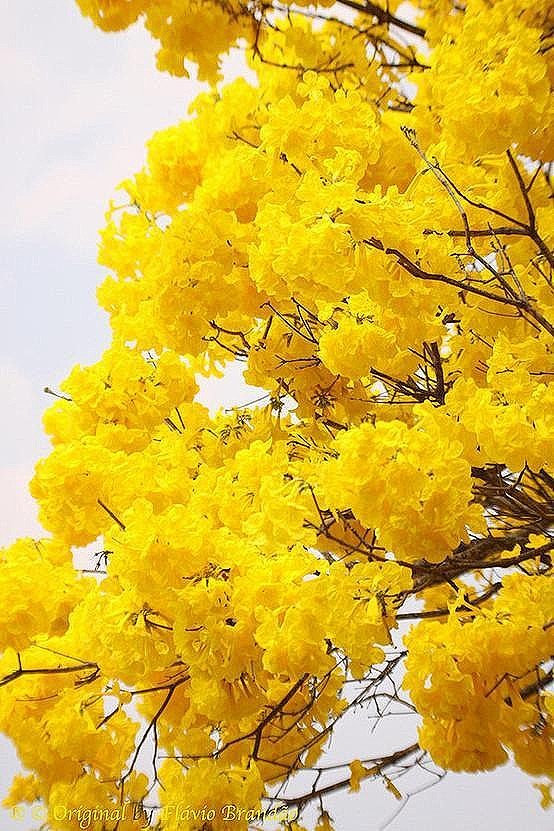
1,0,553,828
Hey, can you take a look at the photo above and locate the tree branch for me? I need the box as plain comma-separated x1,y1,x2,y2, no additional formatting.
265,742,420,808
334,0,425,38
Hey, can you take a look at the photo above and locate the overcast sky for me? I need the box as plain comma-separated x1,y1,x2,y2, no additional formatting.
0,2,551,829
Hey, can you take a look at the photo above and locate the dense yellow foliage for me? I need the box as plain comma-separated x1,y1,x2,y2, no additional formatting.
2,0,553,828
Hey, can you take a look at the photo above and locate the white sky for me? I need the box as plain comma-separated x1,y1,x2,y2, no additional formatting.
0,1,551,829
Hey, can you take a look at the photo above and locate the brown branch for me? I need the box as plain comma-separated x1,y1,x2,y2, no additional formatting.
121,686,175,788
334,0,425,38
396,582,503,621
266,742,420,808
520,669,554,700
473,465,554,533
370,340,449,405
266,655,407,773
423,227,528,238
377,243,528,307
252,674,309,759
97,498,126,531
456,539,553,572
365,237,554,336
507,149,554,271
211,673,310,761
506,149,537,234
411,531,531,592
0,661,99,689
43,386,72,402
403,132,554,319
261,301,318,343
270,3,427,67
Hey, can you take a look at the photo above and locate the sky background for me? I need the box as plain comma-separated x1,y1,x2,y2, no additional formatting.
0,1,551,829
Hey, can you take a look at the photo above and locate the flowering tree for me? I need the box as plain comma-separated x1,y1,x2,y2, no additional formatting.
1,0,553,828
